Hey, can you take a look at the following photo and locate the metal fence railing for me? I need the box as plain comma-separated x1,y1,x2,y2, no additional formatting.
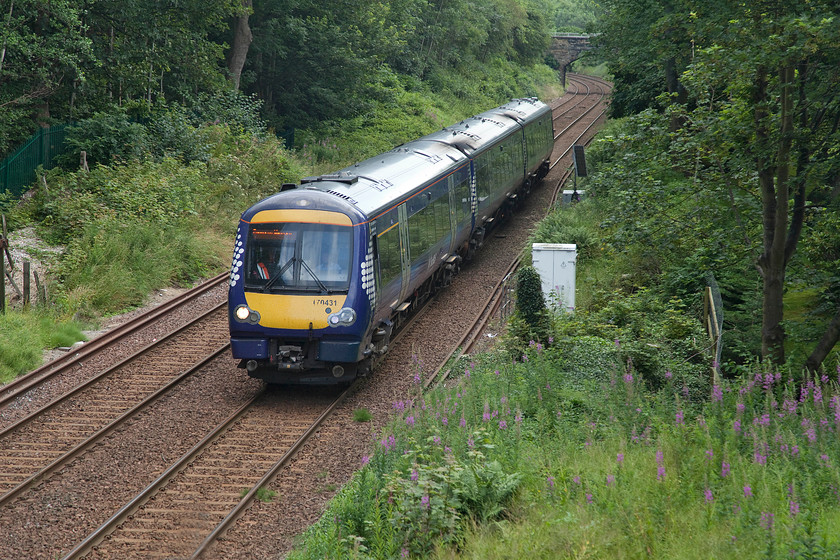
0,124,71,198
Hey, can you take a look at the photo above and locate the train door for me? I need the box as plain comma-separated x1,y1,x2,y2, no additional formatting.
446,174,457,254
397,203,411,303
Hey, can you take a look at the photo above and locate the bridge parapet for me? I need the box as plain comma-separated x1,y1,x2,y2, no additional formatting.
549,34,594,86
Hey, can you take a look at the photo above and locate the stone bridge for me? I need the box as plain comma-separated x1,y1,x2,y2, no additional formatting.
549,34,594,86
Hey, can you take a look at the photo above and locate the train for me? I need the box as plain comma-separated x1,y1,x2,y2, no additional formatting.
228,98,554,384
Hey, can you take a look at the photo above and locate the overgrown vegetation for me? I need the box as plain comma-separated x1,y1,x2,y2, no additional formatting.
288,321,840,558
285,150,840,557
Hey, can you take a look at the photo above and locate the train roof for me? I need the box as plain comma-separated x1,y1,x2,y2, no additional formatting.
244,98,550,224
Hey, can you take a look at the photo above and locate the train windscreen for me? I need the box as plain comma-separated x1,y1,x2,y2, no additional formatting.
245,223,352,293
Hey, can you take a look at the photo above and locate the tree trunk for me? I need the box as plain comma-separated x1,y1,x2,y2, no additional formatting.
805,307,840,373
756,64,796,365
227,0,253,91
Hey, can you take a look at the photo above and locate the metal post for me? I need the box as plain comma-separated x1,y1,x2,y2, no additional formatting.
23,260,30,308
1,246,5,314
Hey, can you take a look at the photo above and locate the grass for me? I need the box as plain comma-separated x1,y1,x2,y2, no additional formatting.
287,339,840,559
353,408,373,422
0,310,87,383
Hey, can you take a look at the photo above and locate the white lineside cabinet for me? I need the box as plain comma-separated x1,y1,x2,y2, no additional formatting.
531,243,577,312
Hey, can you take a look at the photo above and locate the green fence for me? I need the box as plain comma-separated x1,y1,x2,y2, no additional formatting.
0,124,71,198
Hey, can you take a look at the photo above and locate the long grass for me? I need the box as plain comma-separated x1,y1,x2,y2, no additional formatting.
287,340,840,559
0,310,86,383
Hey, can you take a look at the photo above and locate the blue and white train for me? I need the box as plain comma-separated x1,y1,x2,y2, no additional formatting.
228,98,554,383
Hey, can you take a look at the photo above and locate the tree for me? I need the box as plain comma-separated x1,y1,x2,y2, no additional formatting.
0,0,92,152
227,0,253,91
681,0,840,369
592,0,694,118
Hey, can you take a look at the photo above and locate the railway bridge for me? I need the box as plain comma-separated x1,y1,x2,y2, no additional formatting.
549,34,594,86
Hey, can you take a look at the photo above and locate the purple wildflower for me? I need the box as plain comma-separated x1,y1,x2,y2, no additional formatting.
789,501,800,517
743,485,753,498
760,511,774,531
421,495,430,509
704,487,713,503
721,461,730,478
675,410,684,425
617,453,624,465
499,420,508,430
712,385,723,403
606,474,615,486
361,455,370,465
405,415,415,427
656,450,665,481
411,469,419,482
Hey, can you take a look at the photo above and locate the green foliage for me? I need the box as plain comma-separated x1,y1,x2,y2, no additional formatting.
453,453,522,522
530,206,600,261
0,0,94,153
288,307,840,559
551,0,602,32
56,217,226,316
515,265,548,335
0,311,85,383
61,111,150,167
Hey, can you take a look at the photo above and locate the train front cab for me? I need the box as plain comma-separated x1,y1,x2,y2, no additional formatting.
229,203,373,384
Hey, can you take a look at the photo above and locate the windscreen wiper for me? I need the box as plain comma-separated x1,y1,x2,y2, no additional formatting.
262,256,295,292
300,259,330,293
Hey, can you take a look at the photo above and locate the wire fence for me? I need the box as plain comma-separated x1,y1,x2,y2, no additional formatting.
1,124,71,198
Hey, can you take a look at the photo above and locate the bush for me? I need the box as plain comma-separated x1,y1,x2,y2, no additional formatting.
60,110,150,167
515,265,549,340
55,217,227,316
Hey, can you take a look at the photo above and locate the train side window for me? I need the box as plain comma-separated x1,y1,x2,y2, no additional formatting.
377,224,402,286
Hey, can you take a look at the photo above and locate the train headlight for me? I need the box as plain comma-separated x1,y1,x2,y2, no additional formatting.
235,305,251,321
328,307,356,327
234,305,260,324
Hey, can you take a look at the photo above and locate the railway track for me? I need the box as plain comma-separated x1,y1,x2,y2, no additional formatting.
0,273,229,423
0,303,230,507
0,75,611,559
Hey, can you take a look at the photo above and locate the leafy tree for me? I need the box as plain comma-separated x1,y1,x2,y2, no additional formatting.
551,0,601,33
0,0,93,152
680,0,840,368
592,0,693,118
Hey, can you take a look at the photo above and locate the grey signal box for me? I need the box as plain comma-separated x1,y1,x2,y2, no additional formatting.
531,243,577,312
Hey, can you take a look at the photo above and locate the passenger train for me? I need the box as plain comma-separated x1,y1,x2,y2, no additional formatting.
228,98,554,383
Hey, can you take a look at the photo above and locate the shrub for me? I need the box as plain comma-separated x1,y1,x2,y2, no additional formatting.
515,265,549,341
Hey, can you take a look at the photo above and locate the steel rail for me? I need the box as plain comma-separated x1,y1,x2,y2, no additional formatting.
189,382,359,559
61,384,266,560
0,272,228,409
552,76,592,131
0,344,230,509
0,301,226,439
